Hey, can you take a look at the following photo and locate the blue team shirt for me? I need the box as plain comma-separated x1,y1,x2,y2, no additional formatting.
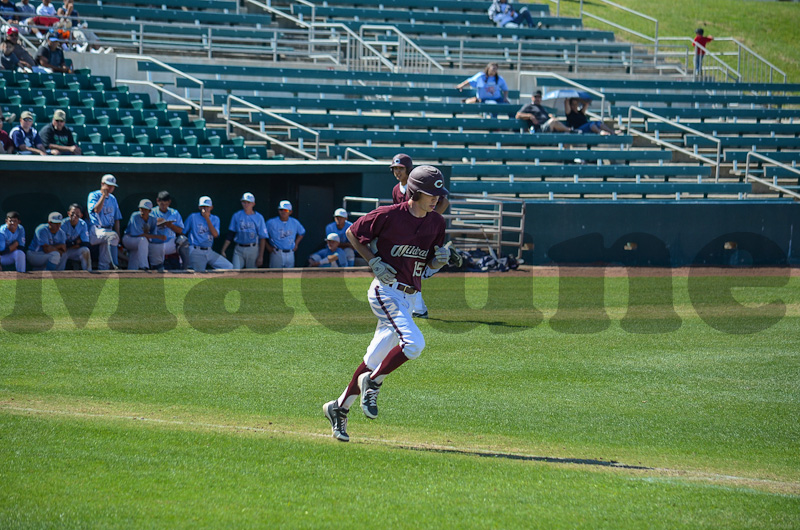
309,246,348,268
150,207,184,244
60,219,89,243
266,216,306,251
184,212,220,248
228,210,268,245
325,220,352,244
467,72,509,102
87,190,122,228
30,223,66,252
124,212,158,237
0,224,26,252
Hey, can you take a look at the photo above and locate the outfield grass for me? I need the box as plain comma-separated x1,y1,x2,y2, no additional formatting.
0,273,798,528
554,0,800,82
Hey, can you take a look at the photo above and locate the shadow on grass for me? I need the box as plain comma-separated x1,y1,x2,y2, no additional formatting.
425,317,535,330
400,445,653,470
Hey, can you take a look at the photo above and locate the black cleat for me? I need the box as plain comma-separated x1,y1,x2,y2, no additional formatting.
323,400,349,442
412,311,429,319
358,373,381,419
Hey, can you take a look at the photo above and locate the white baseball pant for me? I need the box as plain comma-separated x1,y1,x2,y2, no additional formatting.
362,278,425,370
148,237,190,269
232,244,259,269
27,250,66,271
269,249,295,268
122,235,150,270
89,226,119,270
0,250,27,272
61,247,91,271
189,246,233,271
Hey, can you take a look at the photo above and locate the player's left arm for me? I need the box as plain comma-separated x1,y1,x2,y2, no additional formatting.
435,195,450,215
293,234,303,252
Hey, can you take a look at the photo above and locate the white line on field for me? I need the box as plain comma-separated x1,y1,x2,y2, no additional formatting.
1,404,797,493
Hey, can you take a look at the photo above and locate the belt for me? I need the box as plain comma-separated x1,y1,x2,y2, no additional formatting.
238,243,257,247
192,246,210,250
278,248,292,253
393,282,418,295
99,226,113,229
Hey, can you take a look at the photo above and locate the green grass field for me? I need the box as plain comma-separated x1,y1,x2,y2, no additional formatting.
555,0,800,82
1,273,799,528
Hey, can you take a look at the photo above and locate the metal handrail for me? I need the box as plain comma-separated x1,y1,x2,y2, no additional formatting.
721,38,786,83
114,54,205,118
579,0,658,57
358,24,444,73
658,37,741,82
343,148,378,162
744,152,800,201
225,94,319,160
519,72,609,121
626,106,721,182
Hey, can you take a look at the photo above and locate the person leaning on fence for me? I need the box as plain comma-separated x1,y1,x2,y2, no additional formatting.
0,211,27,272
39,109,81,156
60,203,91,271
516,90,571,133
488,0,538,29
456,62,509,105
692,28,714,78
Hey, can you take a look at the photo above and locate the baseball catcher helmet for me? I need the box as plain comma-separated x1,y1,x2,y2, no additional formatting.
407,166,449,198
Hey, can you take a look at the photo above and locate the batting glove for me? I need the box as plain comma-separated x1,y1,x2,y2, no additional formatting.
448,246,464,268
369,257,397,284
433,245,450,267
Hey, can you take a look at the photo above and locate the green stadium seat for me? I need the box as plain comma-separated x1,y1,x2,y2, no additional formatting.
151,144,176,158
118,108,144,126
173,145,197,158
104,143,129,157
79,142,103,156
196,145,221,159
108,125,134,144
132,126,158,145
67,106,94,125
142,109,168,127
243,145,268,160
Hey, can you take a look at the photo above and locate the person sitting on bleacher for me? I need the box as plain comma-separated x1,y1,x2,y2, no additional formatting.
38,108,81,155
516,90,571,133
57,0,107,53
488,0,537,29
5,27,38,68
0,113,14,154
15,0,35,31
456,62,509,105
10,110,48,155
564,98,616,136
36,29,72,73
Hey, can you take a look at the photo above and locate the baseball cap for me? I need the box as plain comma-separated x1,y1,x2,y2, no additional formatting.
333,208,348,218
534,90,542,97
53,109,66,121
7,27,19,36
48,212,63,223
48,35,60,42
198,196,213,207
138,199,153,210
20,111,34,121
240,192,255,203
101,174,118,187
278,200,292,211
326,233,340,242
390,153,413,172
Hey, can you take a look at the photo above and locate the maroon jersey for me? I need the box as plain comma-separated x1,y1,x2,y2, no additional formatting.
391,182,408,204
351,202,445,291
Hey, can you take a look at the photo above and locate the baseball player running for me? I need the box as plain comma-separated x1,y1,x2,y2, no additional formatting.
324,166,449,442
389,153,451,318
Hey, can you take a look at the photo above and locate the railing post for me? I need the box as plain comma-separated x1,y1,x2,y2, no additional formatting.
653,20,658,65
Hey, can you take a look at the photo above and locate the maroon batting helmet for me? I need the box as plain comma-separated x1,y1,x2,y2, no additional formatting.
389,153,413,173
407,166,448,197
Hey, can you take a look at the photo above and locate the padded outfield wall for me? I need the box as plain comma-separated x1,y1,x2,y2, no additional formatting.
1,157,798,266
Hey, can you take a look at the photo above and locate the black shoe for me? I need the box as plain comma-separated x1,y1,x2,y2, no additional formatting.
412,311,429,319
358,373,381,419
323,400,349,442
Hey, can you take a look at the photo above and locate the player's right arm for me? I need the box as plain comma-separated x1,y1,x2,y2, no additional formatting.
346,227,375,263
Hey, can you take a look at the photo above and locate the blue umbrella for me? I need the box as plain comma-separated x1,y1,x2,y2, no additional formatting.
542,89,594,110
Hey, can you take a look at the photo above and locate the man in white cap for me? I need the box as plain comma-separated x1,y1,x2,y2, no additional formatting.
220,192,268,269
308,233,348,268
87,174,122,270
10,111,47,156
122,199,165,270
26,212,67,271
150,190,190,271
325,208,354,267
265,200,305,268
184,196,233,272
60,204,92,271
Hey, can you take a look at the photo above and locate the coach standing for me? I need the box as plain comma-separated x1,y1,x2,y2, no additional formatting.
265,200,305,268
87,174,122,270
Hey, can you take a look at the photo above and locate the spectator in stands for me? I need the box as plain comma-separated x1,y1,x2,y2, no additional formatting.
564,98,616,135
150,190,189,271
38,108,81,155
325,208,354,267
456,62,509,105
122,199,165,271
36,30,72,73
5,27,37,67
516,90,571,133
308,233,348,268
35,0,55,17
266,200,305,269
184,196,233,271
693,28,713,79
57,0,105,53
26,211,66,271
60,203,91,270
0,0,20,24
15,0,35,28
1,37,23,71
87,173,122,270
10,110,48,155
0,113,13,154
220,192,268,269
0,211,27,272
488,0,537,29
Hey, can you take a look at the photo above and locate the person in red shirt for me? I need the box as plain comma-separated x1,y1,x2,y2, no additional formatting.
693,28,714,79
323,166,450,442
